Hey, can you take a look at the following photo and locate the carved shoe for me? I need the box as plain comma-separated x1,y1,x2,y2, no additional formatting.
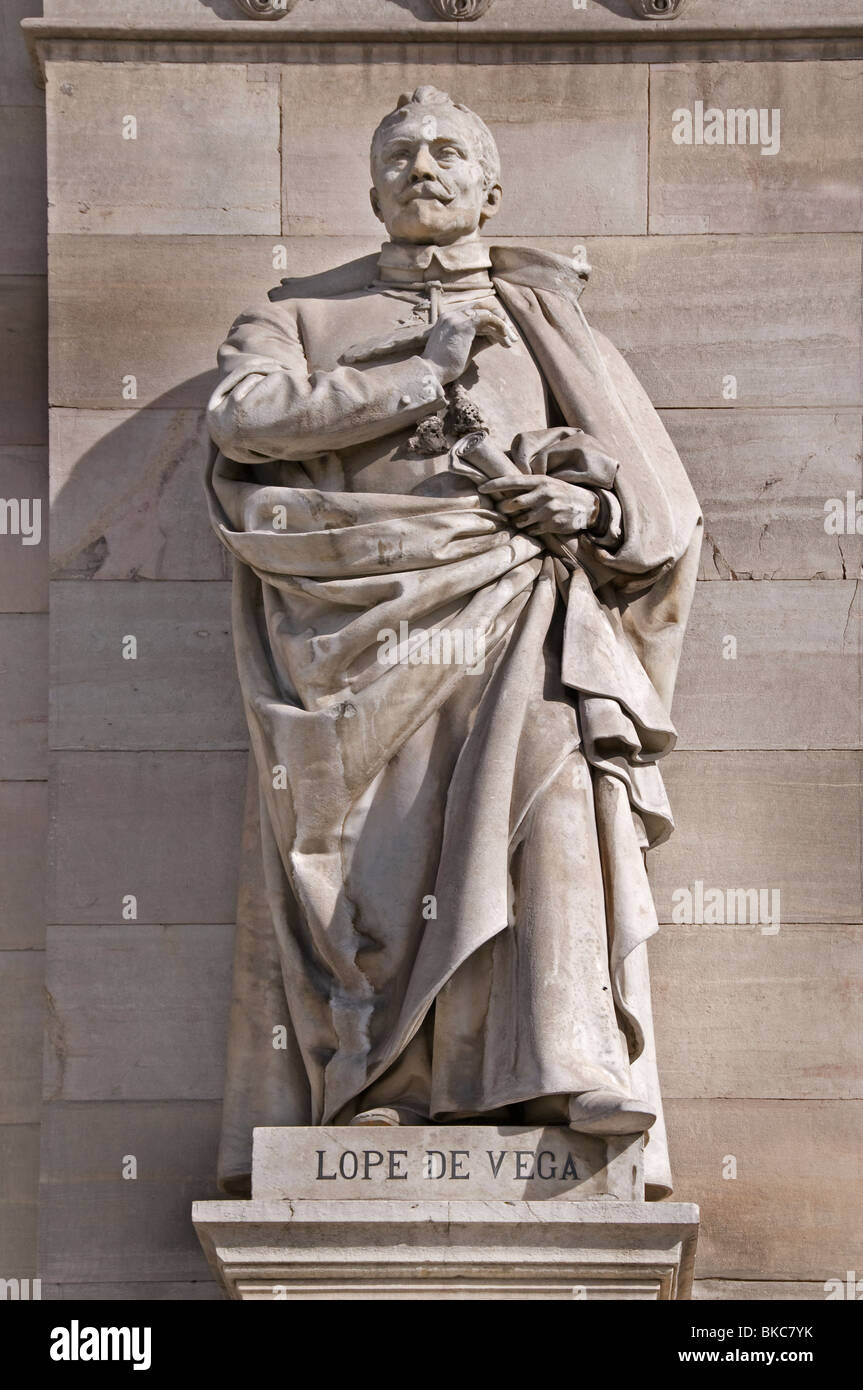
349,1107,402,1127
349,1103,429,1126
568,1088,656,1136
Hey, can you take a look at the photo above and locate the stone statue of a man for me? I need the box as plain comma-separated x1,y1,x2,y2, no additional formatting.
205,86,701,1199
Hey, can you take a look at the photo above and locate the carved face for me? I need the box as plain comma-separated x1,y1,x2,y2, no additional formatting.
370,105,501,245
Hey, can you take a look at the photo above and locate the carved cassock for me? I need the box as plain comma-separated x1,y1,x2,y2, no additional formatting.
205,242,701,1199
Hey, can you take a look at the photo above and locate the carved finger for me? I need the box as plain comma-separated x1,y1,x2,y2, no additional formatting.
476,476,517,496
478,477,540,494
514,506,558,529
496,494,541,516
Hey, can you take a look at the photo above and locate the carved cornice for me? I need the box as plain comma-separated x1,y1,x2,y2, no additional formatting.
227,0,688,19
21,5,863,88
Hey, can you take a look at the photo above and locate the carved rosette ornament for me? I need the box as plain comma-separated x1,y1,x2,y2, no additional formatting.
231,0,299,18
627,0,688,17
427,0,495,18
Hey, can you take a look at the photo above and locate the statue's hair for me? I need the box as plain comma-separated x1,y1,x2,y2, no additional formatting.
370,86,501,190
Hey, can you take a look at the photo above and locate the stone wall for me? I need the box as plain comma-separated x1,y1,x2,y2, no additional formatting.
0,0,48,1303
1,0,861,1300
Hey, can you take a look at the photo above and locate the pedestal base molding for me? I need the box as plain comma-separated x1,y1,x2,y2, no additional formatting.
193,1196,699,1300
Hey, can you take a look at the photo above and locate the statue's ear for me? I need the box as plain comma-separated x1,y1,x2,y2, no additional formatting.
480,182,502,225
370,187,384,224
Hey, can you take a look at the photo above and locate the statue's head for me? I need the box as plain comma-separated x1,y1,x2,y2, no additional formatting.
370,86,502,245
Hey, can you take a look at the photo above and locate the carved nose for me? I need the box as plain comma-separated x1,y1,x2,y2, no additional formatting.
408,148,437,182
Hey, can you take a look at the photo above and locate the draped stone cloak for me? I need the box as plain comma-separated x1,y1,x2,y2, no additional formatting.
205,245,702,1200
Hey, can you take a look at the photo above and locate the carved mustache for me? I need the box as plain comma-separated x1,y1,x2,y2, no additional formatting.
400,183,455,206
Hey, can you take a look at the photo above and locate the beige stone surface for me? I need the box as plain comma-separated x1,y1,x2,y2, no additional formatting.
39,1100,221,1282
47,234,378,408
50,750,247,925
0,951,44,1124
42,0,409,22
50,409,226,581
252,1126,643,1203
0,106,46,274
483,0,863,36
43,924,233,1101
42,0,242,16
0,781,47,950
0,1124,39,1277
50,581,247,750
0,446,48,611
649,751,862,924
0,275,47,444
660,410,863,582
47,62,281,236
282,61,647,238
664,1098,862,1280
651,923,863,1100
650,62,863,234
0,614,47,779
579,234,863,408
694,1280,830,1301
672,580,861,750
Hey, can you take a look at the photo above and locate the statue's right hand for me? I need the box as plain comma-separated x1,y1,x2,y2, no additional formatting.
423,304,516,385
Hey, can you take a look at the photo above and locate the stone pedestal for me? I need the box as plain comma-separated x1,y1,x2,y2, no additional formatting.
193,1127,699,1300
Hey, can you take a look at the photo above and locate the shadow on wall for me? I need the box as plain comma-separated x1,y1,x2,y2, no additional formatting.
46,372,244,1292
51,375,228,583
331,0,464,22
193,0,259,20
582,0,652,17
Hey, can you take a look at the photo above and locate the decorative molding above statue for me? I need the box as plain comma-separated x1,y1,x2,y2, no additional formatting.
228,0,689,21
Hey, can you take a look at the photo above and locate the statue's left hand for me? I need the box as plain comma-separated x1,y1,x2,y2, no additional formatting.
478,475,600,537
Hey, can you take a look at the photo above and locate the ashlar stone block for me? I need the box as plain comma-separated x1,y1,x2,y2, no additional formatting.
650,62,863,235
47,62,280,235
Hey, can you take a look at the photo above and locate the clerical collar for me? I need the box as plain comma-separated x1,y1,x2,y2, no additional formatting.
376,240,493,289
